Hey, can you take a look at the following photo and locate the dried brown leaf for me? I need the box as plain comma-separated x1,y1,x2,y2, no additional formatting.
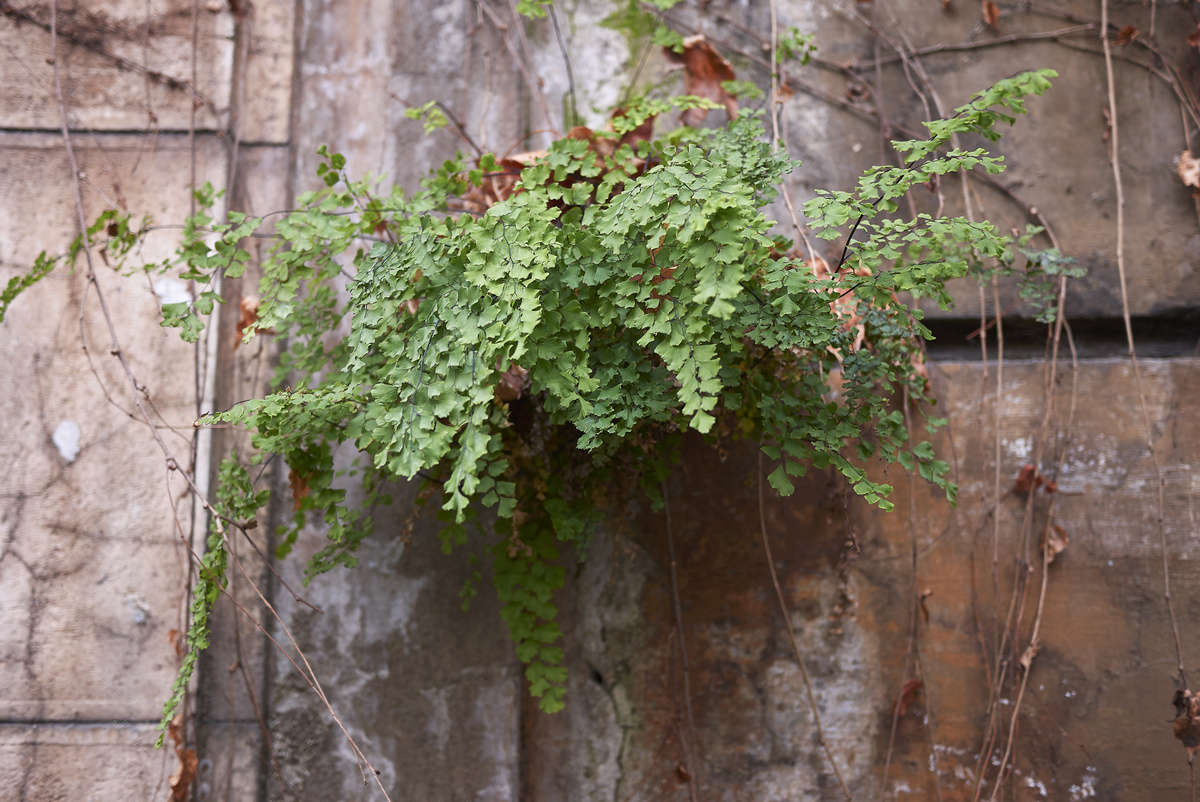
612,107,655,150
168,714,198,802
234,295,260,350
1041,525,1069,565
288,467,310,512
1174,689,1200,756
1178,150,1200,189
982,0,1000,32
894,678,924,717
495,362,529,403
1114,25,1138,45
167,628,185,658
1013,463,1044,493
664,34,738,126
1189,24,1200,50
1019,638,1041,672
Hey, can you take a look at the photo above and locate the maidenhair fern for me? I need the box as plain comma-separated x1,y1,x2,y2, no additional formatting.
0,69,1062,724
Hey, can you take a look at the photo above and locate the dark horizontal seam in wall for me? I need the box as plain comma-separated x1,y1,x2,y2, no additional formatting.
0,127,291,145
924,312,1200,360
0,719,163,726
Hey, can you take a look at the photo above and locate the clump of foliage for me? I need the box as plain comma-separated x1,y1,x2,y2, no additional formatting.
0,60,1062,728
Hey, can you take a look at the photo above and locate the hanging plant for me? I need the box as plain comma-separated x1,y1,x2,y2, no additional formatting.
0,62,1059,726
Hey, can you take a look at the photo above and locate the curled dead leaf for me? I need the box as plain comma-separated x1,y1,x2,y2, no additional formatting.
611,106,656,150
168,713,198,802
1013,464,1044,493
1041,525,1069,565
919,588,933,625
1189,24,1200,50
495,362,530,403
982,0,1000,32
167,628,185,658
894,678,924,717
664,35,738,126
1114,25,1138,45
234,295,261,350
1019,638,1041,672
1178,151,1200,190
288,467,310,512
1174,689,1200,756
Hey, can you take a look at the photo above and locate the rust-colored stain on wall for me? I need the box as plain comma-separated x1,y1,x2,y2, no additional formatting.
518,360,1200,801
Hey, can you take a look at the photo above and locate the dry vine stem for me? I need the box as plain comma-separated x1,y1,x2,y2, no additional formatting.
1100,0,1188,692
662,482,700,802
757,450,853,800
986,284,1078,801
48,4,392,795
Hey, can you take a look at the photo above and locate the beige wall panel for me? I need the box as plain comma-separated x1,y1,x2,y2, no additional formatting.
0,1,231,132
0,132,227,721
0,723,174,800
233,0,295,144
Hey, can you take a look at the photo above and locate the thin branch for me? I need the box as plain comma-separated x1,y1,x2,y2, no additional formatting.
662,481,700,802
547,3,578,127
390,94,483,156
475,0,555,137
1099,0,1188,691
49,8,387,794
871,24,1095,65
757,449,853,800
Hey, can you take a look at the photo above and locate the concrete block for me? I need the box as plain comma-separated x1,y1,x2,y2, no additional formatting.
0,0,231,132
0,723,172,801
0,132,229,721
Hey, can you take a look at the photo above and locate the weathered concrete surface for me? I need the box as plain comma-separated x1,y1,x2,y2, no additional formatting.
0,723,174,800
0,0,230,132
4,0,1200,799
265,487,522,800
519,357,1200,801
0,0,292,794
265,1,1200,800
0,133,229,721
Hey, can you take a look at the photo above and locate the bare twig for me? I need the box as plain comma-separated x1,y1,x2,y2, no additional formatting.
390,94,483,156
547,3,578,127
988,286,1077,800
882,389,943,801
50,6,387,794
1099,0,1188,692
766,0,817,261
871,24,1095,65
662,481,700,802
758,449,853,800
476,0,556,138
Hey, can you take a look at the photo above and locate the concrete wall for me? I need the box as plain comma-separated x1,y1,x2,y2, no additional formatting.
2,0,1198,800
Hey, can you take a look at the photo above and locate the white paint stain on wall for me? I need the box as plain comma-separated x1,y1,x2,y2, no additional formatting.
153,277,192,306
52,420,81,463
1068,765,1098,799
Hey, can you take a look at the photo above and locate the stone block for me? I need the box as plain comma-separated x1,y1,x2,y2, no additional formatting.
0,0,230,132
0,723,171,801
0,132,229,721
